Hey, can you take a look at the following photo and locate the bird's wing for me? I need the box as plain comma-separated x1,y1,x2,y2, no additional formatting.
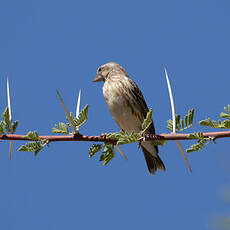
127,77,156,135
127,78,159,154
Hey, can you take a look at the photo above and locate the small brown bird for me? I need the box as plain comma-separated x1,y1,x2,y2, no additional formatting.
93,62,165,174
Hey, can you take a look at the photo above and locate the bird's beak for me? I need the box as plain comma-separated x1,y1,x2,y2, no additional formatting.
93,74,104,82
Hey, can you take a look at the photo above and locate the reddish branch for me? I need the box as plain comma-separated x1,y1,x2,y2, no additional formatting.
1,131,230,143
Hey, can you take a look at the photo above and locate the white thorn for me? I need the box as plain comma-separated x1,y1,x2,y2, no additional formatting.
76,89,81,118
164,68,192,172
7,77,14,160
7,77,12,122
164,68,176,133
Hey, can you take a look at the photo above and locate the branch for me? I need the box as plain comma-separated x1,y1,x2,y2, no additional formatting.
145,131,230,141
1,130,230,143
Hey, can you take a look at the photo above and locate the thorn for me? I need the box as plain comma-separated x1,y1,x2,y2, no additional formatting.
7,77,12,123
9,141,13,160
56,89,77,134
7,77,14,159
115,145,128,160
76,89,81,118
164,68,176,133
176,138,192,173
164,68,192,172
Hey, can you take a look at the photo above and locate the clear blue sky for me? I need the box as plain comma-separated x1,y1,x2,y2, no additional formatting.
0,0,230,229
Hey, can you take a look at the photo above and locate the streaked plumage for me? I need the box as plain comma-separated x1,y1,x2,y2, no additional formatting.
93,62,165,174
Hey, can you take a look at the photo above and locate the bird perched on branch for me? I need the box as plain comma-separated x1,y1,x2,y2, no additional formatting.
93,62,165,174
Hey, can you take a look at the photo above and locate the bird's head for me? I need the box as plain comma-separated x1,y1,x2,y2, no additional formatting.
93,62,126,82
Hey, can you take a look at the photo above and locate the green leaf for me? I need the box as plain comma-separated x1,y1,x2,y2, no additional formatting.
2,107,10,133
18,141,43,156
141,109,153,134
199,118,220,128
167,120,173,132
1,107,19,134
89,144,104,158
52,122,70,134
107,132,123,140
167,109,195,132
24,131,40,140
188,109,194,125
181,119,184,130
221,120,230,129
99,144,115,165
200,105,230,130
186,131,212,153
107,131,139,145
66,112,79,133
117,131,138,145
224,105,230,113
89,143,115,166
0,122,5,135
71,104,89,130
188,132,204,139
34,149,41,156
220,112,230,120
199,118,230,129
186,138,211,153
176,115,181,130
184,114,188,127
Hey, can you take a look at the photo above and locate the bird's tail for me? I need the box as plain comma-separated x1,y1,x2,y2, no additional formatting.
141,146,166,175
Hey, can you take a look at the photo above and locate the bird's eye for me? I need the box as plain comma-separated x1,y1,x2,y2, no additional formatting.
98,67,102,72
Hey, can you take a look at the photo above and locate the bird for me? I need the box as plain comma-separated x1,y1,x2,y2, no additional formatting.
93,62,165,174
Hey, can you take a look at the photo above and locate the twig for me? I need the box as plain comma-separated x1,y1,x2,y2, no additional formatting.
0,131,230,143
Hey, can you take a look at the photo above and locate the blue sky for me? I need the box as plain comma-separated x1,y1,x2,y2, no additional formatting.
0,0,230,229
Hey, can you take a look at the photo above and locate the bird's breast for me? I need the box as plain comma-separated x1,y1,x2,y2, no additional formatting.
102,82,141,133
